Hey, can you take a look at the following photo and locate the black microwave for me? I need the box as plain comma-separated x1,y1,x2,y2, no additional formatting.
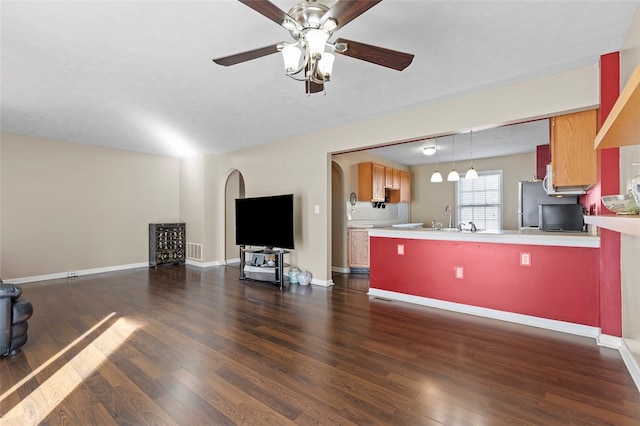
539,204,585,232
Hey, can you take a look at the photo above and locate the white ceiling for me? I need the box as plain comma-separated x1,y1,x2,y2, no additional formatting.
1,1,638,161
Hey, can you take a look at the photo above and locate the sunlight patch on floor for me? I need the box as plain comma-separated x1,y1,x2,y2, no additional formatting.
1,314,141,424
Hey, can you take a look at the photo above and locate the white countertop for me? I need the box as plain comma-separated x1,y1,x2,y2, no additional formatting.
367,227,600,248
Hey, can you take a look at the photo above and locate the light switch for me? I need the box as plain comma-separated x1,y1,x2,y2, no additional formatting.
314,205,320,214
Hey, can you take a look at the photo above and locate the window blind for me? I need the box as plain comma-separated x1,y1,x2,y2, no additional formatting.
457,171,502,230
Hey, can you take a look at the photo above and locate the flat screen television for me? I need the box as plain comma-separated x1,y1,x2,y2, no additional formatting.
235,194,295,249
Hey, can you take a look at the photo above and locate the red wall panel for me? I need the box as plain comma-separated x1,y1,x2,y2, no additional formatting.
370,237,600,326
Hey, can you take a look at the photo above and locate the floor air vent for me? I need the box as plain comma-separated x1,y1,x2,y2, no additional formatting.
186,242,203,261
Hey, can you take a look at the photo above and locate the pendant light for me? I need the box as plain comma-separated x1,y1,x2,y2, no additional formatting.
447,134,460,182
430,137,443,182
465,130,479,180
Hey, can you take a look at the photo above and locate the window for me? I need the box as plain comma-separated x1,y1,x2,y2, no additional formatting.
457,171,502,231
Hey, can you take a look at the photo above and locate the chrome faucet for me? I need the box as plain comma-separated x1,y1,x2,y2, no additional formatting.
431,219,442,230
469,221,477,232
444,205,452,229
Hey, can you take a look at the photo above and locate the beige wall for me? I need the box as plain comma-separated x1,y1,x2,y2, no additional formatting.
179,155,205,245
619,7,640,363
1,133,180,279
411,153,536,230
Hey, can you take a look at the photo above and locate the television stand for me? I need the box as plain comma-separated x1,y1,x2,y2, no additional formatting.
239,246,290,288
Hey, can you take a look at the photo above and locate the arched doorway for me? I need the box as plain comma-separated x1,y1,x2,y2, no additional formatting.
331,161,347,274
224,169,245,263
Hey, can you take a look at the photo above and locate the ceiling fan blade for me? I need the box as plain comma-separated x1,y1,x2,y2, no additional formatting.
213,44,280,66
334,38,414,71
321,0,382,30
238,0,294,28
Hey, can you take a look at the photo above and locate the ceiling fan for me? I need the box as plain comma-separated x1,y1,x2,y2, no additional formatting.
212,0,415,94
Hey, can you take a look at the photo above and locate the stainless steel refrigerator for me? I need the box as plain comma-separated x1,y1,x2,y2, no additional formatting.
518,181,578,229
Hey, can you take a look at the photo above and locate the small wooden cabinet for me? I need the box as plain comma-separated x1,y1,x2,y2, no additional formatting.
388,170,411,203
358,162,386,202
392,168,401,190
550,110,597,188
348,228,370,269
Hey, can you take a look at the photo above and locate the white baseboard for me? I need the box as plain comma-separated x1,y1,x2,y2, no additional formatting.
186,259,223,268
9,262,149,285
619,340,640,392
312,278,334,287
332,266,350,274
597,333,623,349
367,288,600,339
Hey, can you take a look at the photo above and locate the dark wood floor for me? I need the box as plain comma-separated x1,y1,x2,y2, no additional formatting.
2,265,639,425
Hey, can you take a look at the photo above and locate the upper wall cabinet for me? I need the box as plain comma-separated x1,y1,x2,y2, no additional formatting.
358,163,411,203
388,170,411,203
358,162,386,202
595,63,640,149
550,109,597,188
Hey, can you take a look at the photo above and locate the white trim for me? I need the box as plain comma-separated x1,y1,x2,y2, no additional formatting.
367,228,600,248
186,259,224,268
620,340,640,392
8,262,149,285
332,266,350,273
312,278,334,287
367,288,600,339
597,333,623,349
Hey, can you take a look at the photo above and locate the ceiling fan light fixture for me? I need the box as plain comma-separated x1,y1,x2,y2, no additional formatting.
422,146,436,156
318,52,335,78
323,18,337,32
305,29,329,57
282,44,302,73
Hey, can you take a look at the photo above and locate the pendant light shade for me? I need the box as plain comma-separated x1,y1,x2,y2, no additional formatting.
430,137,443,182
447,134,459,182
465,130,479,180
465,167,478,180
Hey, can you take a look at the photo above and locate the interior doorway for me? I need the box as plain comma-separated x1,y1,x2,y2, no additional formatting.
331,161,348,277
224,169,245,263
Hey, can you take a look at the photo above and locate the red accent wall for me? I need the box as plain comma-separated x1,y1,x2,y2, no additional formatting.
370,237,600,326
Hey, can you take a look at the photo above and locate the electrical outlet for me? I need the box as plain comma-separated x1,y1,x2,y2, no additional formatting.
520,253,531,266
68,271,79,278
314,205,320,214
397,244,404,255
455,266,464,279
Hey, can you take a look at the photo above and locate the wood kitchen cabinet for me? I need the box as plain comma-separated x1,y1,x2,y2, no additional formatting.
358,162,386,201
348,228,369,269
384,167,401,190
392,168,400,190
389,170,411,203
550,109,597,187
